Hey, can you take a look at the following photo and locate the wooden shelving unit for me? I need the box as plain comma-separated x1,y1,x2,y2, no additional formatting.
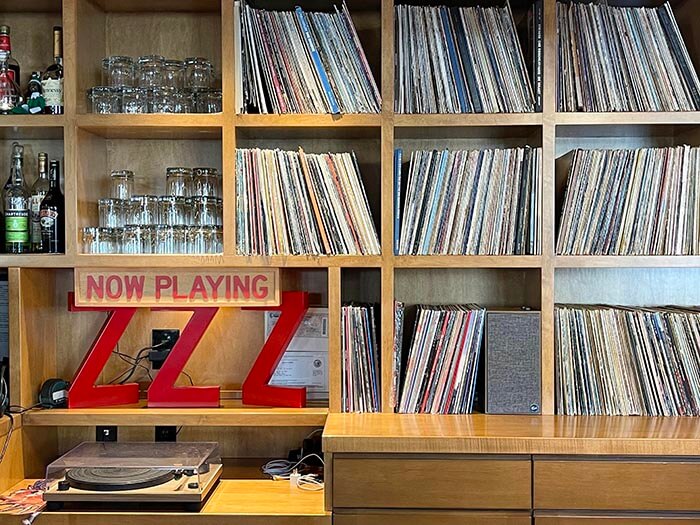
0,0,699,521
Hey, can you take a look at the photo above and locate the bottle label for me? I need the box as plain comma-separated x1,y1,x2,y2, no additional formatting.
6,210,28,243
30,194,45,242
42,78,63,106
40,208,58,229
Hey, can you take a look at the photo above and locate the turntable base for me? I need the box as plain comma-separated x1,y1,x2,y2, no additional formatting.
43,463,222,508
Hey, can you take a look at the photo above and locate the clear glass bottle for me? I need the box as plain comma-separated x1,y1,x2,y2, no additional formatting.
41,26,64,115
0,50,20,114
30,153,49,252
4,143,29,253
39,160,65,253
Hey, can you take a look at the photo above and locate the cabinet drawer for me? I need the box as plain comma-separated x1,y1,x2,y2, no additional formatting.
536,514,700,524
333,456,531,509
335,510,531,525
534,458,700,511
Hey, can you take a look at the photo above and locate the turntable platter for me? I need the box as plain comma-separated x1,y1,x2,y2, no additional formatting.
65,467,176,492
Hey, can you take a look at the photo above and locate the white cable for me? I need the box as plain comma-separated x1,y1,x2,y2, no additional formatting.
261,453,325,478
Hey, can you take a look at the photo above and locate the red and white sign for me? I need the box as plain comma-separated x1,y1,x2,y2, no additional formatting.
74,268,280,307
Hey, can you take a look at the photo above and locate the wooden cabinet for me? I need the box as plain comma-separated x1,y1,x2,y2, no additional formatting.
534,457,700,511
332,455,531,510
335,510,532,525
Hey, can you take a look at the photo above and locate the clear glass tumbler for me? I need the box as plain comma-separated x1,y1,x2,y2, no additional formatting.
192,167,221,198
184,57,213,90
121,87,148,113
158,195,188,226
98,198,127,228
110,170,134,200
136,55,165,88
105,56,134,87
166,167,192,197
162,60,185,90
128,195,159,225
88,87,121,113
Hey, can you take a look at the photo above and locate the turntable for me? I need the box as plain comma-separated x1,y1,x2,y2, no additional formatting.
43,442,222,511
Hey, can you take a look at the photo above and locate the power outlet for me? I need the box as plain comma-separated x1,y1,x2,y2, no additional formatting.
155,426,178,442
149,329,180,370
96,426,117,442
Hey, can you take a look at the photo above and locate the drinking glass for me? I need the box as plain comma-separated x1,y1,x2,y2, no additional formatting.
162,60,185,89
184,57,212,90
105,56,134,87
121,225,143,254
121,87,148,113
136,55,164,88
192,167,221,197
158,195,188,226
110,170,134,200
82,227,118,254
128,195,159,225
149,86,177,113
166,167,192,197
88,87,121,113
98,198,127,228
190,196,219,226
195,88,222,113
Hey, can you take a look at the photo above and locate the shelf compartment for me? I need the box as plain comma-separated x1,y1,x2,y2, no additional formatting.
76,114,223,139
395,256,543,269
75,0,223,114
22,401,328,427
0,479,329,525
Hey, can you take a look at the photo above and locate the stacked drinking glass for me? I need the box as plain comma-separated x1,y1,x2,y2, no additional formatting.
88,55,221,114
82,167,223,254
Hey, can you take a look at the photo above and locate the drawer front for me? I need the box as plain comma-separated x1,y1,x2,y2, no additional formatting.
535,459,700,511
335,511,531,525
333,456,531,509
536,515,700,524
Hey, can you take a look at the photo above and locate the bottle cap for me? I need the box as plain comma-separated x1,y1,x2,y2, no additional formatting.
0,26,10,35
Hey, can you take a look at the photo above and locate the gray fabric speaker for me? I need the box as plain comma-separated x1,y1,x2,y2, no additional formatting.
485,310,541,415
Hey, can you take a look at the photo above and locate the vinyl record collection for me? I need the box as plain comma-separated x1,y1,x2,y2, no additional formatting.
341,303,380,413
396,147,541,255
236,0,381,114
236,148,380,256
395,3,536,113
397,304,485,414
556,304,700,416
557,146,700,256
557,1,700,112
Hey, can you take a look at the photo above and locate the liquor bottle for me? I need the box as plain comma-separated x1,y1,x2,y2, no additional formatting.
41,26,63,115
0,50,19,114
40,160,64,253
4,144,29,254
0,26,20,84
2,143,21,197
30,153,49,252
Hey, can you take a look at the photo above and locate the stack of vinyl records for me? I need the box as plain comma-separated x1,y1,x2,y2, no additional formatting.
341,303,380,413
395,3,536,113
390,301,405,411
236,0,381,114
396,147,541,255
397,304,485,414
236,148,381,256
557,146,700,255
557,1,700,112
556,304,700,416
